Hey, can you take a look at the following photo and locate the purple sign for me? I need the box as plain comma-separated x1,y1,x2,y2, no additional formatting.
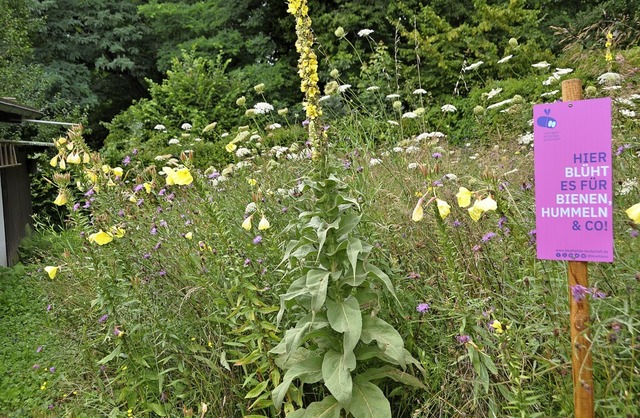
533,97,613,262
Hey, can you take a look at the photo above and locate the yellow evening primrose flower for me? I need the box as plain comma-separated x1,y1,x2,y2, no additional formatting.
626,202,640,223
88,230,114,245
468,205,484,222
185,232,193,240
56,137,67,146
44,266,59,279
59,158,66,170
247,178,257,186
111,226,126,238
258,216,270,230
225,142,237,153
172,167,193,185
53,190,67,206
143,182,152,193
476,196,497,212
50,154,59,167
128,194,137,203
86,170,98,184
101,164,111,174
456,187,472,208
411,197,424,222
112,167,124,177
162,167,176,185
436,199,451,219
242,215,253,231
66,152,81,164
490,320,504,334
82,152,91,164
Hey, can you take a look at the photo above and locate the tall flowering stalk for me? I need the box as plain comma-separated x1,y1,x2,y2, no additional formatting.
287,0,323,151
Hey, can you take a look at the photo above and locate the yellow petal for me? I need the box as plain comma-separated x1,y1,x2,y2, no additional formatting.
82,152,91,164
436,199,451,219
626,203,640,223
411,198,424,222
129,195,137,203
86,170,97,184
468,204,483,221
59,159,66,170
53,191,67,206
173,167,193,185
143,182,152,193
88,230,113,245
258,216,270,230
162,167,176,185
247,178,257,186
476,196,497,212
490,320,504,334
185,232,193,240
44,266,59,279
225,142,237,153
112,167,123,177
101,164,111,174
242,215,253,231
111,226,126,238
456,187,472,208
49,155,59,167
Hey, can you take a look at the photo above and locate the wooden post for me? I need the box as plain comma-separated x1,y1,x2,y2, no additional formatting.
562,78,594,418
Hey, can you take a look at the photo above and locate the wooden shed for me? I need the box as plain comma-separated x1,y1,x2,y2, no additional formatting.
0,98,48,266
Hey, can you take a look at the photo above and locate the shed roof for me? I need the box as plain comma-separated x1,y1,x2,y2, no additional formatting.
0,98,44,122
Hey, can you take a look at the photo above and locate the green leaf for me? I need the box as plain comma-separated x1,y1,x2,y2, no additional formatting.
145,403,167,416
364,264,398,302
348,375,391,418
287,396,342,418
336,214,361,239
346,238,363,281
306,269,330,312
326,296,362,353
360,315,405,366
97,345,122,365
322,350,356,405
245,380,269,399
272,350,322,410
356,366,426,389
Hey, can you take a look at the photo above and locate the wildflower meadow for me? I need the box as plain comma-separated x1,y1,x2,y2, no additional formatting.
1,0,639,417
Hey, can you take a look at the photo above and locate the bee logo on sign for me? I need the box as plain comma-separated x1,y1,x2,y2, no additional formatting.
536,109,557,128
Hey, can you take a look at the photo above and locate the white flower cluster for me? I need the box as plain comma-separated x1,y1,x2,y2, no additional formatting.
253,102,274,114
358,29,374,37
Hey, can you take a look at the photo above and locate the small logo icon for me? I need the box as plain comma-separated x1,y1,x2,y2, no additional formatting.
536,109,557,128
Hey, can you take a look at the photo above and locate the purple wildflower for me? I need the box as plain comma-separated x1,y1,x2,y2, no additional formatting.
49,367,56,373
416,303,430,313
83,201,91,209
159,220,167,227
253,235,263,245
84,188,95,197
302,119,310,127
150,226,157,235
498,217,507,229
244,258,251,267
208,171,220,179
122,155,131,166
591,288,606,299
158,270,166,276
432,152,442,159
48,405,54,410
134,184,144,193
158,188,166,196
73,203,81,211
118,209,125,217
113,327,122,337
481,232,497,242
571,284,589,302
143,253,151,259
457,335,471,344
452,219,461,227
132,148,138,155
154,241,162,250
407,271,421,279
36,346,43,353
98,314,109,324
33,364,40,370
137,198,144,206
47,304,52,312
472,245,482,252
631,230,638,238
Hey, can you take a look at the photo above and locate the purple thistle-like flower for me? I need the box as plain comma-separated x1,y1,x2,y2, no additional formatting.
416,303,430,313
159,220,167,228
521,182,532,190
49,367,56,373
457,335,471,344
158,188,166,196
132,148,138,155
83,201,91,209
158,270,166,277
143,253,151,259
571,284,589,302
302,119,310,127
118,209,125,217
432,152,442,159
498,217,507,229
73,203,81,211
36,346,43,353
84,188,95,197
154,241,162,250
208,171,220,179
47,304,52,312
453,219,462,227
134,184,144,193
407,271,421,279
591,288,606,299
472,244,482,252
244,258,251,267
48,405,54,410
481,232,497,242
98,314,109,324
253,235,263,245
150,226,157,235
122,155,131,166
137,198,144,206
33,364,40,370
113,327,122,337
631,230,638,238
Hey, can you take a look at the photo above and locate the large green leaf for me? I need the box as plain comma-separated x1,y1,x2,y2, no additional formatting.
272,350,323,410
360,315,405,366
322,350,356,405
348,375,391,418
364,263,398,302
336,213,361,240
346,237,363,281
286,395,342,418
306,269,330,312
356,366,426,389
326,295,362,353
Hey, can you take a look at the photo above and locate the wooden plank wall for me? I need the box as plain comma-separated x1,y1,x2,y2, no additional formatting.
0,147,33,266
